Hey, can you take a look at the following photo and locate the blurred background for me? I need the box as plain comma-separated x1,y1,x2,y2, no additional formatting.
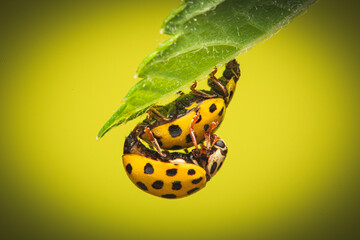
0,0,359,239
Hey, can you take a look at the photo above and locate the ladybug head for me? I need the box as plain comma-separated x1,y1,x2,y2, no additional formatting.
201,137,228,181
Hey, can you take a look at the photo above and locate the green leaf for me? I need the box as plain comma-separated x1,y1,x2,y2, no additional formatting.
97,0,316,139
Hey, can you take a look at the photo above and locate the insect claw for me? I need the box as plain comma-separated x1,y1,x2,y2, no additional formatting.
144,127,164,157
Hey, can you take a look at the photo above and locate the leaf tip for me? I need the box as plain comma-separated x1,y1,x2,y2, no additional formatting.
96,129,105,140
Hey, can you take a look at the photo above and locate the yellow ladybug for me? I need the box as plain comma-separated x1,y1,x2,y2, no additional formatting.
122,130,228,199
138,59,240,152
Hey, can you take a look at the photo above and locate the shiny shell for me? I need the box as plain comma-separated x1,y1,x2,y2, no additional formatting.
123,154,207,199
141,98,226,150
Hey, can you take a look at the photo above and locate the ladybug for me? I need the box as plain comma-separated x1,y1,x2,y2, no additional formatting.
122,129,228,199
138,59,240,152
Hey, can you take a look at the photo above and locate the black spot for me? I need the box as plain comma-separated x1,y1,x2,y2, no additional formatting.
172,181,182,190
186,134,192,143
166,169,178,176
204,124,210,131
170,145,182,150
229,91,234,102
196,114,202,123
218,107,224,116
152,180,164,189
188,169,196,175
136,182,148,191
168,125,182,137
218,162,223,171
214,140,225,148
144,163,154,174
187,188,199,195
210,162,218,175
125,164,132,174
162,194,177,199
209,104,217,113
192,177,203,184
220,149,228,156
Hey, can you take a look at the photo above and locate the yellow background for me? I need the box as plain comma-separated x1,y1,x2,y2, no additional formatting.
1,0,359,239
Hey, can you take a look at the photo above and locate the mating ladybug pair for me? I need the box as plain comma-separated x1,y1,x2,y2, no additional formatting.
122,59,240,199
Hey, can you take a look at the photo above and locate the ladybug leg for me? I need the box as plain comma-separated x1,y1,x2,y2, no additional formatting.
191,81,217,98
211,66,218,75
209,135,222,149
190,112,200,150
210,67,228,96
146,107,170,121
196,145,209,169
189,149,201,166
146,109,153,120
144,127,164,157
204,121,219,151
147,143,154,150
